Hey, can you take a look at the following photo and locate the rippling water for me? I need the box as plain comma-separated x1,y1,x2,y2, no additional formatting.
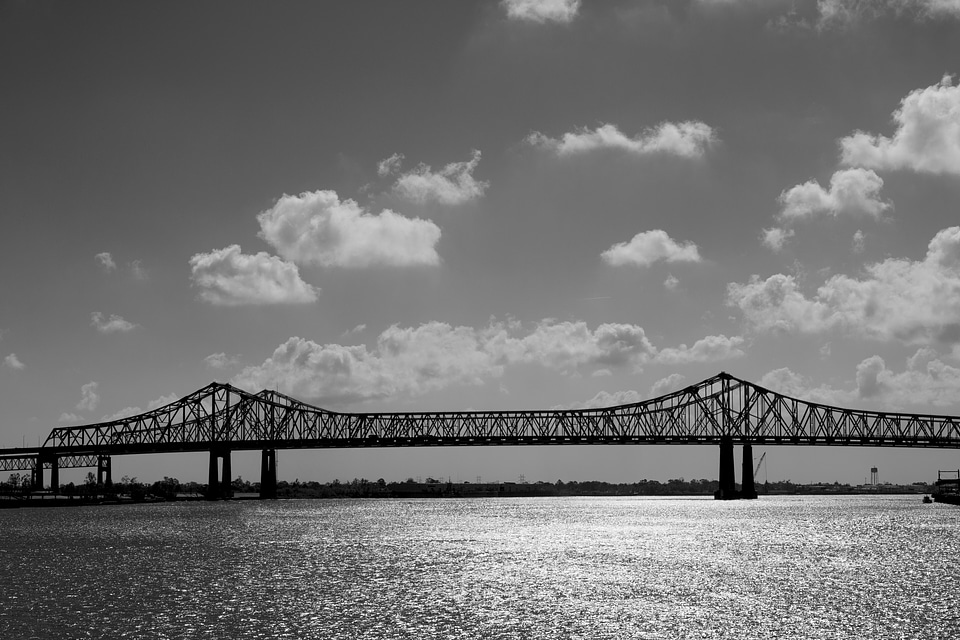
1,495,958,639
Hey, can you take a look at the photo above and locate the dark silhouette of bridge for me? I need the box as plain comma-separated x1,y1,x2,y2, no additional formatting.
2,372,959,500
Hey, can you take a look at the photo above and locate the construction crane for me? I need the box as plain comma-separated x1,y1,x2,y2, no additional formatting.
754,452,767,489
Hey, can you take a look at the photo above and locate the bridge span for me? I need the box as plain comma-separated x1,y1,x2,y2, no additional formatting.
3,372,959,500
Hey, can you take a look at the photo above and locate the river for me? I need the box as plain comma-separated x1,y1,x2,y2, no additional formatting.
1,495,957,639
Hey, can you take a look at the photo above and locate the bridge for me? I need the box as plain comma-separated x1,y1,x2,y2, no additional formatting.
2,372,959,500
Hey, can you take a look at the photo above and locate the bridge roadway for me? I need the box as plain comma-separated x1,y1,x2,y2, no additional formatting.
2,372,960,500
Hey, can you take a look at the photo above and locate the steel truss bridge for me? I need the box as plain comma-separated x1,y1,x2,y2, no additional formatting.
2,372,959,500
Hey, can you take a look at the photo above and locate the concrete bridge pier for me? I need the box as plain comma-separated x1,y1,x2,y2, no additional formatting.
740,442,758,500
715,439,758,500
715,437,738,500
207,448,233,499
260,449,277,499
97,455,112,489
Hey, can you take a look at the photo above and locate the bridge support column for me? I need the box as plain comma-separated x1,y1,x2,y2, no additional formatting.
221,449,232,498
260,449,277,499
207,448,233,499
715,437,738,500
50,456,59,494
740,443,757,500
97,455,112,489
31,461,41,491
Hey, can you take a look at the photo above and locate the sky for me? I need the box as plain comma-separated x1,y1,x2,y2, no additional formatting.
2,0,960,487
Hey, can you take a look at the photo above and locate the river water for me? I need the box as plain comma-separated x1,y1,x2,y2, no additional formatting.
1,495,957,639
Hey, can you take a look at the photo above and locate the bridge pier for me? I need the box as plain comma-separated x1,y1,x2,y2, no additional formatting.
741,442,757,500
715,437,738,500
50,456,59,494
260,449,277,499
207,448,233,499
97,455,112,489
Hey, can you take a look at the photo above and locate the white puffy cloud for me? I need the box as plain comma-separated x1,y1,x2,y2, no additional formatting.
840,74,960,174
104,393,180,421
553,389,646,410
602,230,702,267
4,353,24,370
58,412,81,424
852,229,865,254
257,191,441,268
91,312,137,333
189,245,318,306
650,373,688,397
664,274,680,291
761,348,960,411
77,381,100,412
502,0,581,23
655,335,746,365
777,168,890,221
818,0,960,26
391,150,488,205
130,259,148,281
761,227,795,252
204,353,241,369
95,252,116,271
233,319,658,405
729,226,960,346
377,152,404,177
528,121,716,158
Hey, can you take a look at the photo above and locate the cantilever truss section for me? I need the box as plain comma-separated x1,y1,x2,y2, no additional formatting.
33,372,960,455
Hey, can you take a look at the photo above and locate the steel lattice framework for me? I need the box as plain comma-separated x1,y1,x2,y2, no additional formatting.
3,372,955,467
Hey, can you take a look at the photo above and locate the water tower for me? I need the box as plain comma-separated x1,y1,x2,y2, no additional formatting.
870,467,878,485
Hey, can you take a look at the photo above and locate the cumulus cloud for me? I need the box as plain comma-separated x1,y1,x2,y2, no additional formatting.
818,0,960,27
377,152,404,177
104,392,180,421
91,312,137,333
655,335,746,365
204,353,241,369
852,229,866,253
778,168,890,221
650,373,688,397
257,190,441,268
189,245,318,306
729,226,960,346
553,389,646,410
232,319,658,405
4,353,24,370
664,274,680,291
95,252,116,271
528,121,716,158
58,412,82,424
391,150,488,205
761,348,960,411
502,0,581,23
602,230,702,267
761,227,796,252
840,74,960,174
130,259,148,281
77,381,100,412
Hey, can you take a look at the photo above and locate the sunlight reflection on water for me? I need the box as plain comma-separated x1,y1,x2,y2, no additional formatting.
1,495,958,639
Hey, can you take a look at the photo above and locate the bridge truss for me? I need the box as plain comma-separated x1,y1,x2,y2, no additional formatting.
3,372,959,498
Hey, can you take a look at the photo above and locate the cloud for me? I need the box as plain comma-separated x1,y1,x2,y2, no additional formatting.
817,0,960,27
602,230,702,267
4,353,24,370
77,381,99,412
377,153,404,177
58,412,82,424
502,0,581,23
664,274,680,291
761,227,796,252
840,74,960,174
232,319,658,405
528,121,716,158
654,335,746,365
257,190,441,268
391,150,488,205
650,373,688,397
761,348,960,411
204,353,241,369
91,312,137,333
95,252,116,271
189,245,318,306
103,392,180,421
728,226,960,346
778,168,890,221
130,259,148,280
553,389,646,410
852,229,865,253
